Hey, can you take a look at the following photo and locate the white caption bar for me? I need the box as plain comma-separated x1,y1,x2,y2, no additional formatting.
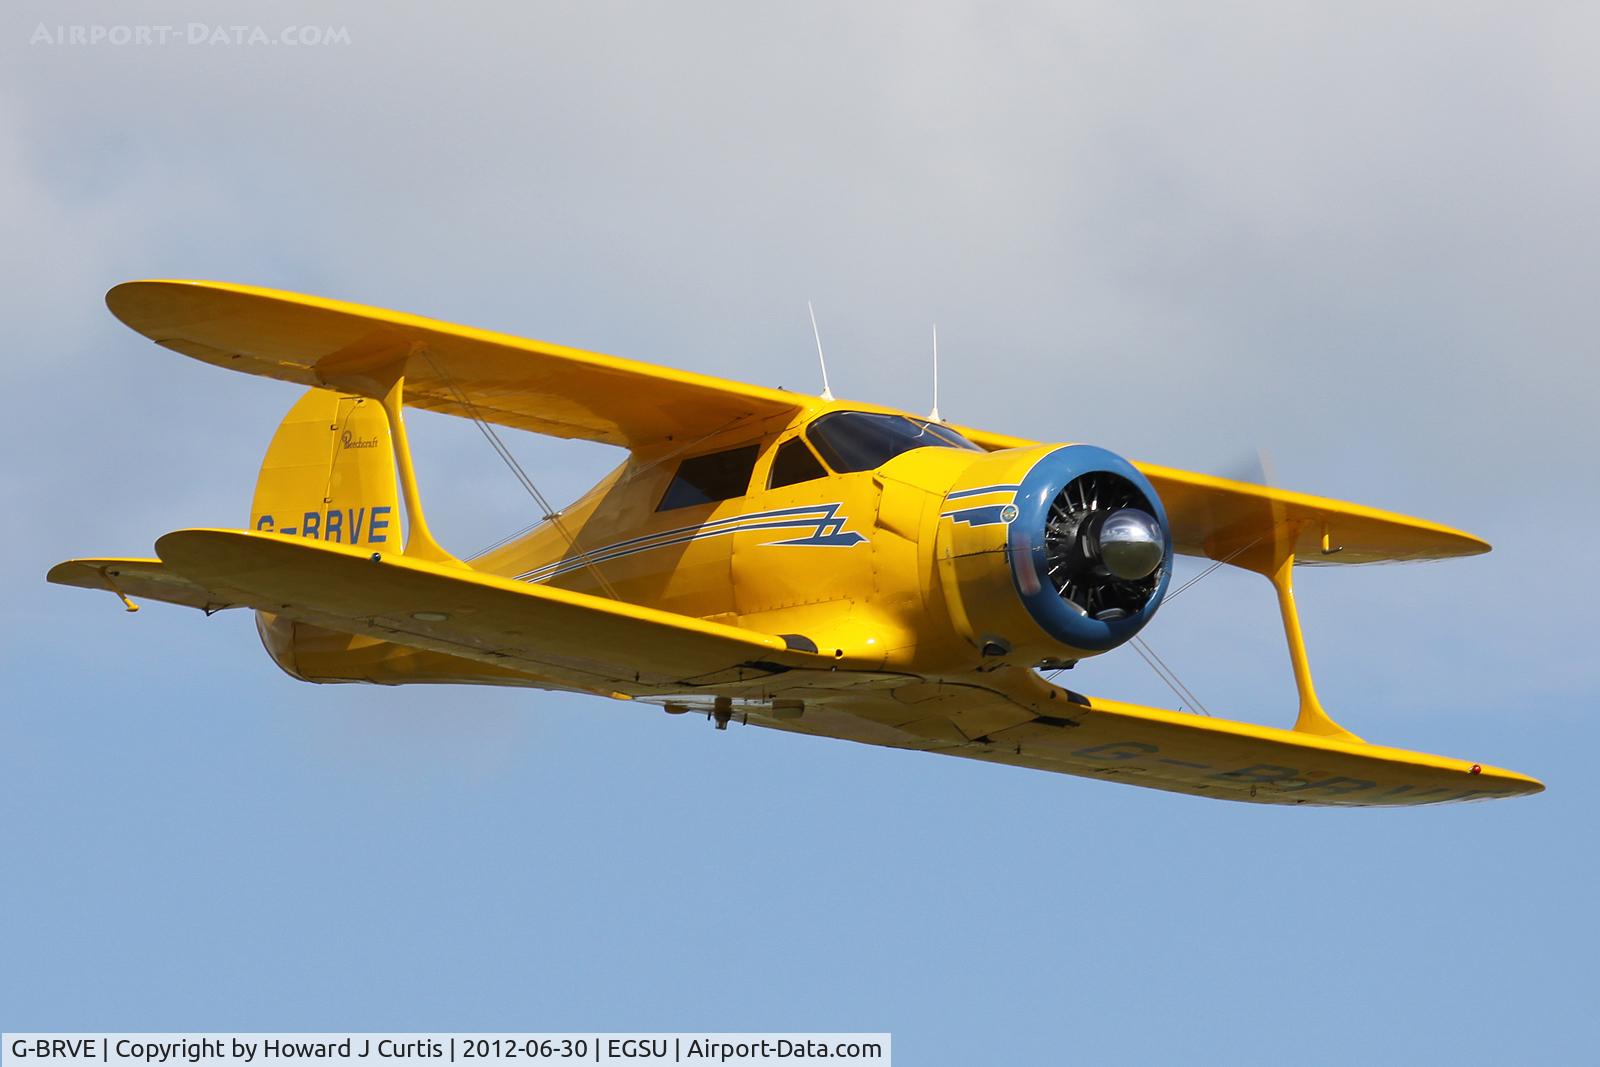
3,1036,890,1067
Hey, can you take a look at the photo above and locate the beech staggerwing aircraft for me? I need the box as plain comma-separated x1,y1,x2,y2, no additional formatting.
49,280,1542,806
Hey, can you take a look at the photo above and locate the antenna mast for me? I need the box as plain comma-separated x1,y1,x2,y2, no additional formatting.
808,301,834,401
928,324,942,422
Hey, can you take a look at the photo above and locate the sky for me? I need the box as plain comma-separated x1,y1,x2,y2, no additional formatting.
3,1,1597,1060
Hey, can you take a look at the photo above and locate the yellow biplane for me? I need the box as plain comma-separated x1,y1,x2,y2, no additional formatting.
49,280,1542,806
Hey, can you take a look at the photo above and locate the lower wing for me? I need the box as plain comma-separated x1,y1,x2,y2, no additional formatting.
48,533,1538,807
657,669,1541,807
50,529,813,694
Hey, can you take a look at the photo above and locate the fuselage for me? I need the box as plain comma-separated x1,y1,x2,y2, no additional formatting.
471,397,1169,676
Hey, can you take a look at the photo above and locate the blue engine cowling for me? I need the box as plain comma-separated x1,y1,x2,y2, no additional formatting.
935,444,1172,664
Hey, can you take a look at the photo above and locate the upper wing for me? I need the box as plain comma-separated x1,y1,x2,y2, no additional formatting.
1136,461,1487,563
126,529,814,692
727,667,1541,807
946,424,1487,564
106,280,806,450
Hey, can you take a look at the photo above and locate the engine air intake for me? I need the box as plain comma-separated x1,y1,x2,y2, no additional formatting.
936,444,1173,663
1044,472,1165,619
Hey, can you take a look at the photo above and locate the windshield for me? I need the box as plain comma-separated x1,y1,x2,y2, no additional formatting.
806,411,983,473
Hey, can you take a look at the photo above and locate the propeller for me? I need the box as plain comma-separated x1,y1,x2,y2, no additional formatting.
1042,471,1166,620
1218,446,1278,488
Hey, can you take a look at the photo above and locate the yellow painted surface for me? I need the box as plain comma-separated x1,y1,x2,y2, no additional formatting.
721,668,1541,806
154,528,802,689
106,279,807,448
250,387,398,549
47,557,236,614
948,423,1488,565
45,279,1544,807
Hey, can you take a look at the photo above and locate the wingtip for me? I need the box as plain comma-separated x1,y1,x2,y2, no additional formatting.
1506,770,1545,796
45,558,94,586
104,280,146,323
105,278,247,326
1471,762,1544,800
105,279,183,329
1441,525,1492,557
153,525,257,560
106,277,190,303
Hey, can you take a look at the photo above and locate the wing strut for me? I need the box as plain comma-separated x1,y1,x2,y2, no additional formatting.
1239,532,1362,741
372,357,461,567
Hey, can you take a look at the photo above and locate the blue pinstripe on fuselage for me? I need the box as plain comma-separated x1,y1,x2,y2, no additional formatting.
516,502,867,584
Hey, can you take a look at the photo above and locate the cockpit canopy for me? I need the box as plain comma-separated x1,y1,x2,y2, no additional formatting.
656,410,985,511
805,411,982,473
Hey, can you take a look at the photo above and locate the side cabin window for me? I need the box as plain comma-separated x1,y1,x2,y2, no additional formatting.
658,444,760,511
768,437,828,488
806,411,983,474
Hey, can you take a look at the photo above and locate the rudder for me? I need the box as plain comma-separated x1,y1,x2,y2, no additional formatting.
250,387,400,551
251,387,407,682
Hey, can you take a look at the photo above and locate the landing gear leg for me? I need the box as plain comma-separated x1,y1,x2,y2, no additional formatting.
713,696,733,731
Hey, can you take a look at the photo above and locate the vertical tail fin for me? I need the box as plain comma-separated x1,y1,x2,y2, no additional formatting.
249,387,400,552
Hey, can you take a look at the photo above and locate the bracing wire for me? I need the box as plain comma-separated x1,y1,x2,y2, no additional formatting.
1108,528,1293,713
414,348,623,601
461,413,752,564
1129,635,1210,716
1044,532,1280,711
1163,533,1266,603
468,518,546,560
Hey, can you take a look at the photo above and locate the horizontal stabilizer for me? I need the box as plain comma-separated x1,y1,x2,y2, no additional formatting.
46,557,241,613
